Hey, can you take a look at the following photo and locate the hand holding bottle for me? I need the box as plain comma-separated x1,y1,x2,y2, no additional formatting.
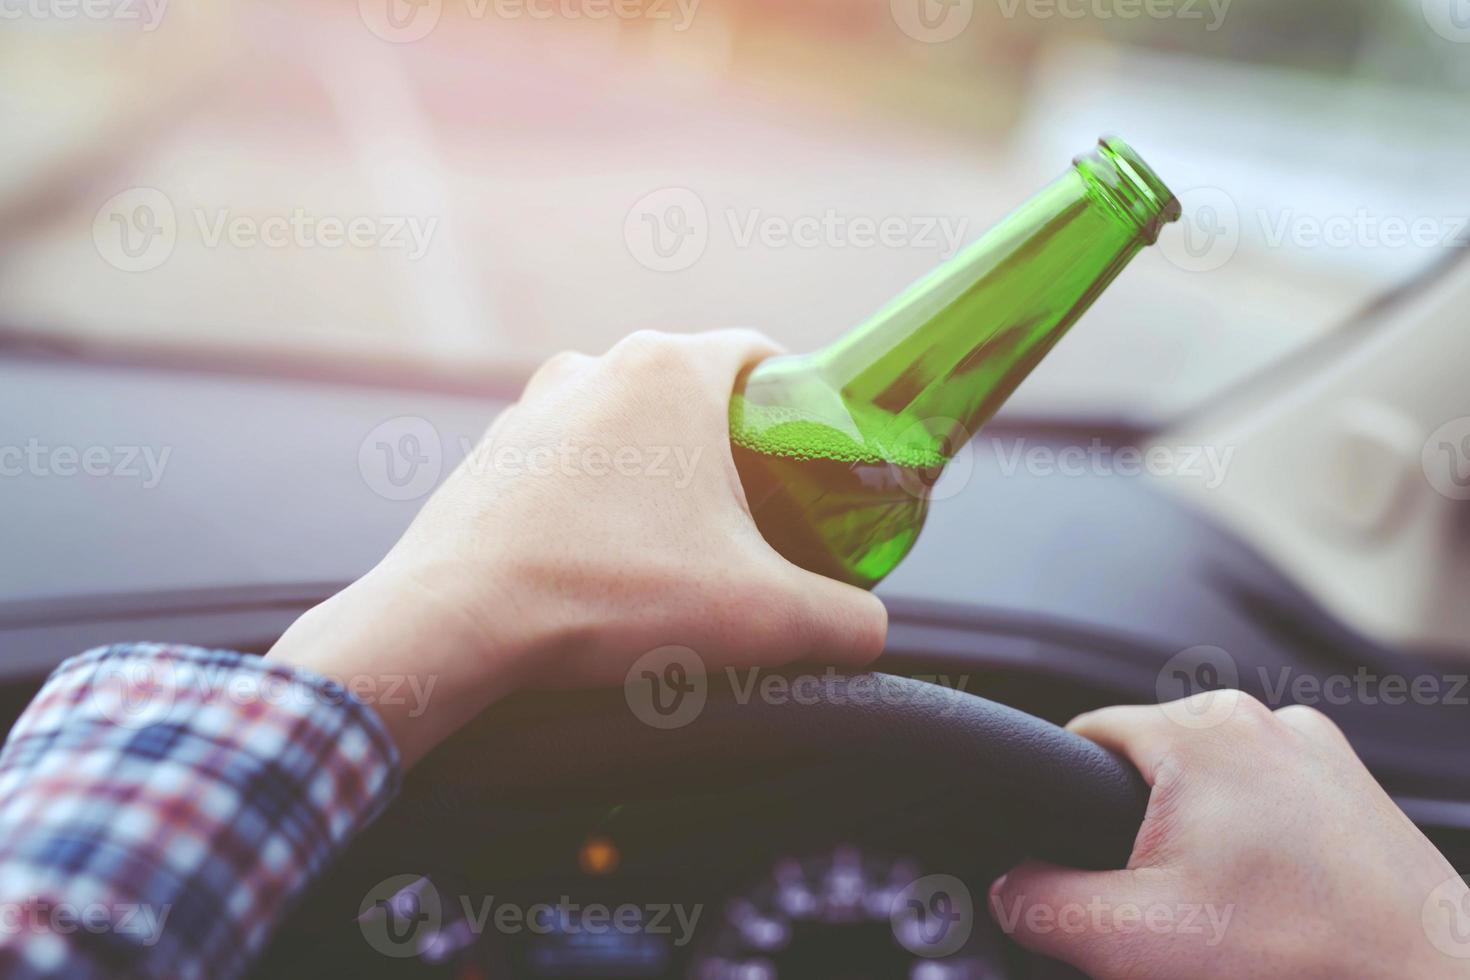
267,329,888,766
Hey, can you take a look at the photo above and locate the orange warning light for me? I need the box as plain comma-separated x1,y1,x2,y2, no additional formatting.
579,835,620,876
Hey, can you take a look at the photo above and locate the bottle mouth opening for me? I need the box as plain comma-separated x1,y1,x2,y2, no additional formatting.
1074,135,1182,245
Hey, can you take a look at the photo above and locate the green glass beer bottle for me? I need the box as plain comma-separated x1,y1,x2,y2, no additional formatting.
730,136,1180,589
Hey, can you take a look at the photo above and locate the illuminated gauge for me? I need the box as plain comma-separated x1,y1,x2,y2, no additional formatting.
689,845,1003,979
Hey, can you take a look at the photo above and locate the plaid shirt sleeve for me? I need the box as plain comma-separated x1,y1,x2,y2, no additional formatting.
0,643,403,979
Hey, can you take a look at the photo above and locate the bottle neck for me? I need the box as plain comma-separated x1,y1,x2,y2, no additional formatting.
813,139,1176,455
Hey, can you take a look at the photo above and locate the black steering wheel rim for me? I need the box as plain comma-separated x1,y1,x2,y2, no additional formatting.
269,669,1149,964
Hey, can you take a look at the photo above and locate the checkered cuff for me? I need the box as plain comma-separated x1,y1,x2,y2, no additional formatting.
0,644,402,979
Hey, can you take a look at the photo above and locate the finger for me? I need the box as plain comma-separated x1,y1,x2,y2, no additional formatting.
678,328,787,391
989,860,1162,978
1274,703,1351,752
782,565,888,668
1068,690,1272,784
1066,704,1187,785
598,329,785,427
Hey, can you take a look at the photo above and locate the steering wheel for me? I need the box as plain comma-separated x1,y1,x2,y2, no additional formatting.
269,669,1150,964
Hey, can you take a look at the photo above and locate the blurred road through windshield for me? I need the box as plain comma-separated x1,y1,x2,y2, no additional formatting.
1,0,1467,425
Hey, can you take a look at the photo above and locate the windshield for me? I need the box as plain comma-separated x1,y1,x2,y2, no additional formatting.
2,0,1467,422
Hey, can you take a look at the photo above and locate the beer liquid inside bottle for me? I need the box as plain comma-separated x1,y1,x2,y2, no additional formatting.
730,136,1181,590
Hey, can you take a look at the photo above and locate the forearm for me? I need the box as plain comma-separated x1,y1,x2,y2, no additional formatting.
0,644,401,979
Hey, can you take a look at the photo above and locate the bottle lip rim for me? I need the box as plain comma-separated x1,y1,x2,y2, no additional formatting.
1074,136,1182,245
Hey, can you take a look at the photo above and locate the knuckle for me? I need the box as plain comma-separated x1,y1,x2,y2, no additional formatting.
720,326,781,354
545,350,586,373
1224,689,1272,724
1275,703,1344,739
527,350,588,389
1273,702,1326,724
610,330,692,371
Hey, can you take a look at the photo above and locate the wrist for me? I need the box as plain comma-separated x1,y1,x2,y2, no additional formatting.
266,562,533,767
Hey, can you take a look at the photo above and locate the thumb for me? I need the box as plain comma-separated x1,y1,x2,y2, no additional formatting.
989,861,1162,979
784,566,889,668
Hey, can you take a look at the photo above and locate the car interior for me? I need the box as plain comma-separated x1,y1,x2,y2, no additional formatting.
3,1,1468,977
